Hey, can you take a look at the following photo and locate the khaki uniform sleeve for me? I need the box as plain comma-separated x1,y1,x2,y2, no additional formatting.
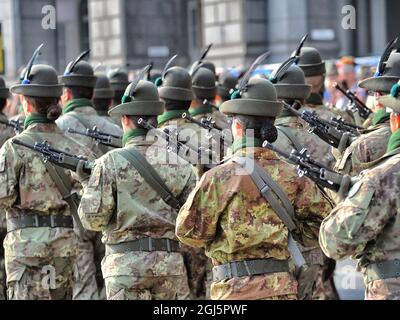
293,176,334,245
319,177,392,260
0,141,22,211
176,171,224,248
178,167,198,204
78,155,116,232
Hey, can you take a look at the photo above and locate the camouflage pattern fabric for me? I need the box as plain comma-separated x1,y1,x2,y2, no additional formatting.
72,239,99,300
176,147,333,300
333,123,391,176
6,256,74,300
274,114,336,168
56,105,123,158
320,149,400,300
78,134,197,300
0,113,15,300
0,123,95,300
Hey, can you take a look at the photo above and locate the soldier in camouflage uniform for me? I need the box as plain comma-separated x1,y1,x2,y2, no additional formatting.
269,63,337,299
319,80,400,300
77,77,195,300
0,78,15,300
93,74,115,121
57,53,122,300
297,47,355,126
0,60,94,300
176,77,333,300
333,51,400,177
156,66,218,176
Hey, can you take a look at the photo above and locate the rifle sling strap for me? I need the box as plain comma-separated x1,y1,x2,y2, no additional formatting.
18,134,85,235
276,126,303,152
119,148,182,211
231,156,306,267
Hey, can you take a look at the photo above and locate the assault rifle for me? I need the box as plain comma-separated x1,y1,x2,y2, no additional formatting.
137,118,217,169
333,82,372,120
0,119,24,134
182,112,227,142
12,139,94,174
67,126,122,148
263,141,344,192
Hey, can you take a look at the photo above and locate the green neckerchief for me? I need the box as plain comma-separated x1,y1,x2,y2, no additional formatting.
387,129,400,152
63,98,94,114
372,108,390,126
278,109,297,118
157,110,187,126
189,104,213,117
24,113,52,129
305,93,323,106
231,137,262,154
122,129,148,147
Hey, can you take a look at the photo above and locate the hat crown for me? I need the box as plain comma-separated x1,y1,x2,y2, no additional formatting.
219,71,238,89
192,67,216,88
95,75,112,89
68,61,94,76
241,77,278,101
162,66,192,91
276,65,307,85
126,80,161,102
108,70,129,83
298,47,323,65
200,61,216,75
26,64,59,86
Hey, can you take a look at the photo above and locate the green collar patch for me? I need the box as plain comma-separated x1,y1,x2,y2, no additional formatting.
24,113,52,129
189,104,213,118
305,93,323,106
231,136,262,154
122,129,148,147
387,129,400,153
157,110,187,126
63,98,94,114
372,108,390,126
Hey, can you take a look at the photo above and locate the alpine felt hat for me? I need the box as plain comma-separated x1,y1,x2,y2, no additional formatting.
273,65,311,100
93,74,114,99
297,47,326,77
157,66,194,102
192,67,217,100
60,60,97,88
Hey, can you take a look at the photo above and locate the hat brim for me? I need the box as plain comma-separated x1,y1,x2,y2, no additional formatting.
274,84,311,100
299,62,326,77
59,75,97,88
220,99,283,117
377,95,400,113
110,82,130,91
109,101,165,116
0,88,9,99
158,86,194,101
10,84,63,98
94,89,115,99
192,85,217,100
218,86,232,99
358,76,400,93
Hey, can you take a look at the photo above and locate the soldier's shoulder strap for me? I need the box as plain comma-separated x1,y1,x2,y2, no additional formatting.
118,147,181,211
17,133,85,235
276,125,303,152
231,156,306,268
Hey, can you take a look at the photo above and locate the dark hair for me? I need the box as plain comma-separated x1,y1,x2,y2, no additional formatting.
66,86,94,100
234,115,278,143
127,115,158,129
162,98,192,111
93,98,112,111
0,98,7,112
113,90,125,104
25,96,62,121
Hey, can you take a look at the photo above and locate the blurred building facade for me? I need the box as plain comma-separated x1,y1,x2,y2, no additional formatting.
0,0,399,79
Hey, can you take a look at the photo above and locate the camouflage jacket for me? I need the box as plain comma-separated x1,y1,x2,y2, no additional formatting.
56,104,123,157
0,123,95,262
176,147,332,296
274,115,336,168
78,134,197,278
0,113,16,230
320,148,400,288
334,122,391,176
177,147,333,260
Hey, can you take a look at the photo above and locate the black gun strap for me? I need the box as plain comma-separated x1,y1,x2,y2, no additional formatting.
276,126,303,152
119,148,182,211
68,113,109,155
231,156,306,267
18,134,86,235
